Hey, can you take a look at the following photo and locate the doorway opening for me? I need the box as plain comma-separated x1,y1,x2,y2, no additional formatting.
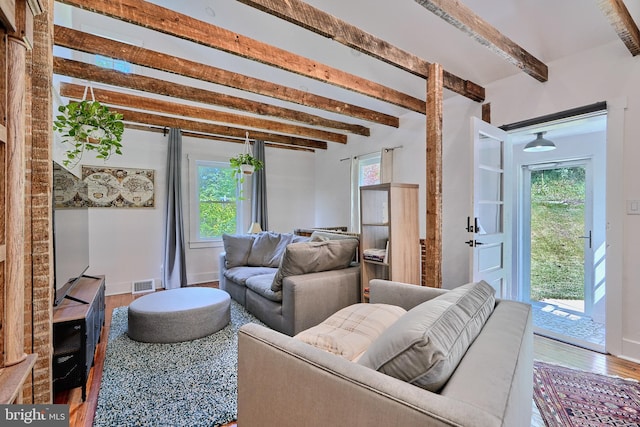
509,111,607,352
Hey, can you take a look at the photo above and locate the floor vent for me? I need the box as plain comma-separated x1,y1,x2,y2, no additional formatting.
132,279,156,294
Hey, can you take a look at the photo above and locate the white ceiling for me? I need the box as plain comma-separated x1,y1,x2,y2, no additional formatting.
146,0,639,85
55,0,639,133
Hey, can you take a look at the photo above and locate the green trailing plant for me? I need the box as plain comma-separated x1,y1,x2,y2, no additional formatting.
229,153,264,184
53,100,125,168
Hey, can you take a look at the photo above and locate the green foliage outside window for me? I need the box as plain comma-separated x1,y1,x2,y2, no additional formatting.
530,167,586,301
197,164,237,239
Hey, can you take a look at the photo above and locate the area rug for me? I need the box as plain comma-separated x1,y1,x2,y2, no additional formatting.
533,360,640,426
93,301,263,427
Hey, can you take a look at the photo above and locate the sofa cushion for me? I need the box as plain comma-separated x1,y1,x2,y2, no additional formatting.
222,234,255,268
271,239,359,292
247,232,294,267
358,281,496,392
295,303,406,361
225,266,279,285
245,273,282,302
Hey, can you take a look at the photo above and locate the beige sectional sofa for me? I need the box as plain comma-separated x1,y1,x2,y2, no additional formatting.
237,279,533,426
219,231,361,336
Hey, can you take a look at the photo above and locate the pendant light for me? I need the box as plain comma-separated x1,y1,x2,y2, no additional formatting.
523,131,556,152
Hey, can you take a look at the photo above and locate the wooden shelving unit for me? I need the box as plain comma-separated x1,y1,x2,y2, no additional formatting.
53,275,106,401
360,183,420,301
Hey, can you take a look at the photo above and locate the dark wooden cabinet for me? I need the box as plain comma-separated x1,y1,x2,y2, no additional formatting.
53,275,105,401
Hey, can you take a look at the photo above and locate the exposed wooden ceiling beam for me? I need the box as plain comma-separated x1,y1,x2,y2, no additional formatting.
57,0,426,113
54,57,359,135
413,0,548,82
597,0,640,56
237,0,485,102
124,123,315,153
54,25,391,130
115,108,328,149
59,83,347,144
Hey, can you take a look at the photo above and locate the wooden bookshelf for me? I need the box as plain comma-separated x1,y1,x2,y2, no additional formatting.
360,183,420,301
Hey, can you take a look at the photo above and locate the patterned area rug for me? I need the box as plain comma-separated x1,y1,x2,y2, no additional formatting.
93,301,263,427
533,360,640,426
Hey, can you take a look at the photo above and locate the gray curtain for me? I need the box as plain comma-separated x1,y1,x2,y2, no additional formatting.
163,128,187,289
251,139,268,231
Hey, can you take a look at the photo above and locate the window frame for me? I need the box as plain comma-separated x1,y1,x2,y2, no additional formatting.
350,151,382,232
188,156,244,249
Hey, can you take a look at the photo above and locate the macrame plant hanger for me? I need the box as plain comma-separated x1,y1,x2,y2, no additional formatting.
240,131,255,175
82,81,96,103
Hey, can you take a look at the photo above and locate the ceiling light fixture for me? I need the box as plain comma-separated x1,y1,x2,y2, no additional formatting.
523,131,556,152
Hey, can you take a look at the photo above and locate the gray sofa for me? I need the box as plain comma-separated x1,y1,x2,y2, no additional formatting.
219,231,361,336
238,279,533,427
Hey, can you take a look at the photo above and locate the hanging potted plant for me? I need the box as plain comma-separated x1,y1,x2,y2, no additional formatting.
53,86,124,168
229,132,264,185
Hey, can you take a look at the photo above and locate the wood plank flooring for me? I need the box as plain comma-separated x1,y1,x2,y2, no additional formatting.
55,289,639,427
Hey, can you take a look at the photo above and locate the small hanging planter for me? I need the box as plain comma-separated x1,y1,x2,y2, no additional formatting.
230,132,264,185
53,84,124,168
240,164,255,175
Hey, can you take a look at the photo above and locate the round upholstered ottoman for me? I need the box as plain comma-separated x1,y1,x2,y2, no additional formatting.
127,287,230,343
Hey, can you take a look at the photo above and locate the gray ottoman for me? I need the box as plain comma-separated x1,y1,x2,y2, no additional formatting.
127,287,231,343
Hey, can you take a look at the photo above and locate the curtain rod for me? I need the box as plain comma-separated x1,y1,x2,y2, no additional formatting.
339,145,403,162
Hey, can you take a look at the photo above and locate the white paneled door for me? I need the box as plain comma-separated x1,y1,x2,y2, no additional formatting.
470,118,510,298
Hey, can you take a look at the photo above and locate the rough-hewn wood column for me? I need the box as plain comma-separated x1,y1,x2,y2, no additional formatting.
5,32,28,366
425,63,443,288
30,0,53,403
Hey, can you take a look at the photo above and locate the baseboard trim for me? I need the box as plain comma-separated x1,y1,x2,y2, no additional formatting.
104,274,218,296
621,338,640,363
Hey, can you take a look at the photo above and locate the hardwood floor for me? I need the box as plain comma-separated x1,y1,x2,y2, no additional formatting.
55,290,639,427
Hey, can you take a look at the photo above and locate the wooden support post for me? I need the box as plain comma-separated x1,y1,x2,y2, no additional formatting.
482,103,491,124
5,33,27,366
425,63,443,288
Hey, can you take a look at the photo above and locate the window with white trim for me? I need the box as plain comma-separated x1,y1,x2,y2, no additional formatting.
350,152,382,232
189,158,243,248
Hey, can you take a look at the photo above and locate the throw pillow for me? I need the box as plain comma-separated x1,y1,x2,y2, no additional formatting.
247,232,294,267
295,303,406,361
358,281,496,392
271,239,359,292
222,234,255,268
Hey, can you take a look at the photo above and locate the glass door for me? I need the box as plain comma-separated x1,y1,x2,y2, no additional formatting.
522,160,605,351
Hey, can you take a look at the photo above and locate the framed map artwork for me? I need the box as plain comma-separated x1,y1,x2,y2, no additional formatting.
82,166,155,208
53,164,155,208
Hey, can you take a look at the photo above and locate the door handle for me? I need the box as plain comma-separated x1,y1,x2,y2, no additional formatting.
466,216,475,232
578,230,592,249
465,217,480,233
465,240,485,247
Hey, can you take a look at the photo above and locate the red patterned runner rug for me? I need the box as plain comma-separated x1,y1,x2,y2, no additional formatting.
533,360,640,426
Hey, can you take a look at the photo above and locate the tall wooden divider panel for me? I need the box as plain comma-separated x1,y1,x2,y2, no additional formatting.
360,183,420,301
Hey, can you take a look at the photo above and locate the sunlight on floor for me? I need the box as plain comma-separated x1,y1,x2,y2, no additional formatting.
531,300,605,348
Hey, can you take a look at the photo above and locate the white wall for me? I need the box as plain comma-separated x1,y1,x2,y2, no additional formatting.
85,129,315,295
314,111,427,231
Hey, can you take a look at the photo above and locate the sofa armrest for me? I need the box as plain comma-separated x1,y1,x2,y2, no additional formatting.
238,323,500,427
281,266,360,335
369,279,448,310
218,252,227,290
